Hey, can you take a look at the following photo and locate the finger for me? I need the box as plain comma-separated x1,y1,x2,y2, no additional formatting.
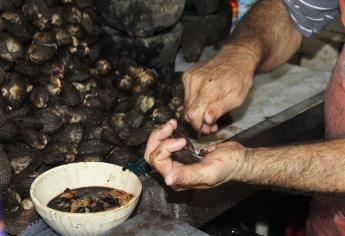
149,138,186,176
335,213,345,235
165,161,219,188
204,91,245,125
187,93,217,131
184,79,203,123
181,73,190,107
202,144,218,153
200,124,212,135
186,78,202,109
184,65,206,109
211,124,218,133
144,119,177,162
200,123,218,135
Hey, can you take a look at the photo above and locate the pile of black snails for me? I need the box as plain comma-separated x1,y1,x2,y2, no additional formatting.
0,0,189,234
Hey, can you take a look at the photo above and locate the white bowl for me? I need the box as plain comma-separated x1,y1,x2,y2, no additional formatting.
30,162,142,236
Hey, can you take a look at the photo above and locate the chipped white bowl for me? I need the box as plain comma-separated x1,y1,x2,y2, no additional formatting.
30,162,142,236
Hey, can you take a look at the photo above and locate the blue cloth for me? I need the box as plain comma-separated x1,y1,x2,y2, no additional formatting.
283,0,339,37
19,220,59,236
238,0,258,20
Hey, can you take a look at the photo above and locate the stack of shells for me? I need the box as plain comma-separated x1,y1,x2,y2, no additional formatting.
182,0,233,62
94,0,186,69
0,0,188,235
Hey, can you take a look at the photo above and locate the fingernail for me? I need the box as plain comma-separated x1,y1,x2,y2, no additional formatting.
211,125,218,132
337,212,345,220
205,112,213,124
155,151,163,161
176,138,186,143
184,114,191,122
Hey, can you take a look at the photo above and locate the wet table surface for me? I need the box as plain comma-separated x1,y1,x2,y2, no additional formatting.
104,211,210,236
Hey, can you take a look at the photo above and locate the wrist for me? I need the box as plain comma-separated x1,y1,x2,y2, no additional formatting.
221,43,262,70
225,146,253,183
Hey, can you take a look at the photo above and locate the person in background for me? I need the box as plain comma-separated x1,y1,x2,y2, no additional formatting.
145,0,345,235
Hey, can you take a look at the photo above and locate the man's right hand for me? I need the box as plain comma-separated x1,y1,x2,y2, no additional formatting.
182,45,259,134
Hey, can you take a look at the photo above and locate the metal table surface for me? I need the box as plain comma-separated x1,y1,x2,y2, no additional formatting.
127,63,331,231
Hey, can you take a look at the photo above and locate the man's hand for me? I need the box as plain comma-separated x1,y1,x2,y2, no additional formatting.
144,119,248,191
182,45,258,134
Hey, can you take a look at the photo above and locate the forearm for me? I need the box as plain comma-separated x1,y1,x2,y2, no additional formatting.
218,0,302,72
234,139,345,193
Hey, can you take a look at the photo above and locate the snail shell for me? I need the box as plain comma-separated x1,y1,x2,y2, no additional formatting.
78,139,112,156
50,7,63,26
32,31,56,45
120,127,149,146
27,43,57,64
62,81,81,106
0,144,12,190
3,196,39,235
101,125,120,145
52,124,83,145
14,60,40,76
0,33,24,62
34,107,64,134
53,27,72,46
6,21,34,43
135,95,155,113
69,106,104,126
5,105,30,119
0,119,20,142
18,127,48,150
44,143,77,165
22,0,51,30
1,73,27,107
62,5,82,24
171,130,202,165
97,88,116,111
110,112,126,132
83,93,104,111
1,11,21,23
106,147,139,167
125,109,144,128
151,106,174,124
29,87,50,108
10,165,49,199
41,60,65,79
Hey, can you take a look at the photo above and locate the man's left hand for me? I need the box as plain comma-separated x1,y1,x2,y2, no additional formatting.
144,120,249,191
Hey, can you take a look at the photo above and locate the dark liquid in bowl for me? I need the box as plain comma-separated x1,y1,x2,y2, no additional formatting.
47,187,134,213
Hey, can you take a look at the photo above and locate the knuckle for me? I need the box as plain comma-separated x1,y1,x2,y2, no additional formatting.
150,130,159,141
150,150,161,166
199,85,210,94
148,152,155,166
